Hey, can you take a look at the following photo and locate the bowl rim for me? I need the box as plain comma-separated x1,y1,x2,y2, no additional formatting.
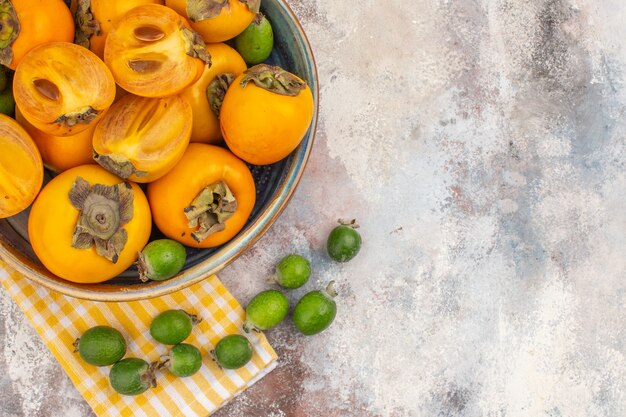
0,0,319,302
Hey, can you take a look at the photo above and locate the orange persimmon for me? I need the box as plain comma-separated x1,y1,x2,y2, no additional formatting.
73,0,164,59
28,165,152,283
0,114,43,218
147,144,255,248
181,43,246,144
220,64,314,165
166,0,257,43
93,94,192,183
0,0,74,70
104,4,210,98
13,42,116,136
15,106,94,172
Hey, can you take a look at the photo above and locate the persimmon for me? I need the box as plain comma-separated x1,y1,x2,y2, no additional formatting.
220,64,314,165
0,0,74,70
181,43,246,144
73,0,164,59
13,42,116,136
166,0,258,43
93,94,192,183
15,106,94,172
104,4,210,98
0,114,43,218
147,144,255,248
28,165,152,284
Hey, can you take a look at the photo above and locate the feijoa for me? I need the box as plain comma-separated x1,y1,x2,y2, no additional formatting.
213,334,253,369
234,14,274,65
138,239,187,282
150,310,200,345
162,343,202,377
109,358,156,396
243,289,288,332
327,220,361,262
73,325,126,366
292,281,337,335
270,254,310,289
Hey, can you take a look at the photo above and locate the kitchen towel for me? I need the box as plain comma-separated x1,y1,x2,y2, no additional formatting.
0,259,277,417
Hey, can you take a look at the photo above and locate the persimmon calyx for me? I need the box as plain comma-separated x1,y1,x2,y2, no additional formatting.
68,177,134,263
56,107,99,128
184,181,237,243
74,0,101,49
93,151,148,180
181,27,211,66
240,0,261,13
207,73,236,116
240,64,306,97
186,0,230,21
0,0,19,67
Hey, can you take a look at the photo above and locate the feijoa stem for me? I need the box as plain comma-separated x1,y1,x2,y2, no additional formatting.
338,218,359,229
325,281,338,298
72,338,80,353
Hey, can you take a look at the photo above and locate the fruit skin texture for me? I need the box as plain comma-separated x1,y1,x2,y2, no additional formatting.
220,70,314,165
214,334,253,369
327,225,362,262
181,42,247,144
166,0,255,43
150,310,194,345
92,94,192,182
4,0,75,70
27,165,152,283
293,287,337,335
76,325,126,367
0,114,43,218
13,42,116,136
243,289,288,332
15,105,94,172
104,4,208,98
109,358,154,395
147,144,256,248
138,239,187,282
75,0,164,59
234,14,274,65
168,343,202,377
274,254,310,289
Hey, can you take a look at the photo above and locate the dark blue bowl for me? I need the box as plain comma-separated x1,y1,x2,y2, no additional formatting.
0,0,318,301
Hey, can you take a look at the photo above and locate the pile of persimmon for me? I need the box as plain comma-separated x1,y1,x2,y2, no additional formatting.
0,0,314,284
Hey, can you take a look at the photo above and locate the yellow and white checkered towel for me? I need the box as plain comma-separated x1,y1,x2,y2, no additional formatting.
0,259,277,417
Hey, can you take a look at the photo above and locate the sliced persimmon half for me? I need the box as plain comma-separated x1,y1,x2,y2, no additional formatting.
92,94,192,183
104,4,210,98
13,42,116,137
0,114,43,218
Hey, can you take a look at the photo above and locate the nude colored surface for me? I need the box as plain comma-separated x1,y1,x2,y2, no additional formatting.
3,0,626,415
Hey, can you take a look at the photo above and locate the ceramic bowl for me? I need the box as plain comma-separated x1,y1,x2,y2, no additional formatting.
0,0,318,301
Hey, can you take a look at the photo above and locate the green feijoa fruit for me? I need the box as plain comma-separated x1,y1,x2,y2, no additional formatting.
164,343,202,377
109,358,156,396
327,220,361,262
270,254,310,289
0,85,15,116
73,325,126,366
138,239,187,282
213,334,253,369
293,281,338,335
234,13,274,65
150,310,200,345
243,289,288,332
